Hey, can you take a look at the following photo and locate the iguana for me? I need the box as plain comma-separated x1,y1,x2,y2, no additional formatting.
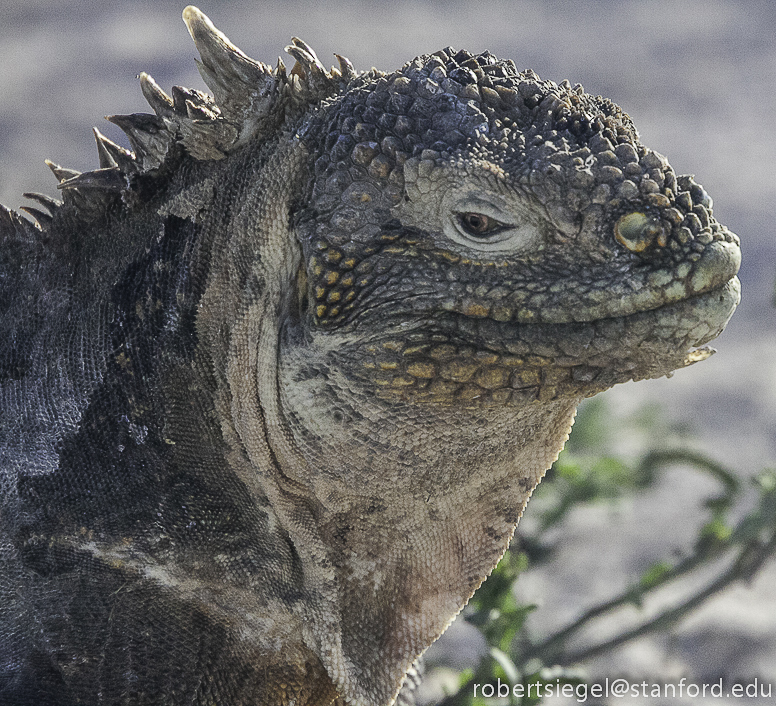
0,6,741,706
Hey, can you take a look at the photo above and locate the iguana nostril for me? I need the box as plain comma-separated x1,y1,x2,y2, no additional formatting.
614,211,665,252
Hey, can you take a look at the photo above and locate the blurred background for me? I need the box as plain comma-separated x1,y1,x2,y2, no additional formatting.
1,0,773,702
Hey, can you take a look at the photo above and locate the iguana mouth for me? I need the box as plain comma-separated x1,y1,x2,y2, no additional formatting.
429,235,742,327
351,276,740,406
307,222,741,338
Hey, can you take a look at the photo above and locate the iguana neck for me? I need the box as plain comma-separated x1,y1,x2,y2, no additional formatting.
273,332,578,704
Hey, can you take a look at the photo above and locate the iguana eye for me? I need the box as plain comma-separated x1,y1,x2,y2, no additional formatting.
440,191,539,255
457,212,506,238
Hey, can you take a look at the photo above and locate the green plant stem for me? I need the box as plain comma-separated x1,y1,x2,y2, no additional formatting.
640,449,740,496
553,531,776,665
527,449,740,663
526,540,726,663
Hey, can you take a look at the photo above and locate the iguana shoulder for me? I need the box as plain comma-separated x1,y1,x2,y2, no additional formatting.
0,6,740,706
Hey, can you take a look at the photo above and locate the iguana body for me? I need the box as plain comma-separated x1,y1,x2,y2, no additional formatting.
0,7,740,706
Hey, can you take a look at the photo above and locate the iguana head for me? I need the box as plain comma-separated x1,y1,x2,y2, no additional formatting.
163,8,738,399
290,45,740,408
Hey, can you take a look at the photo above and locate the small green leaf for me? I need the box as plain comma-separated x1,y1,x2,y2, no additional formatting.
639,560,672,590
457,668,475,688
701,518,733,542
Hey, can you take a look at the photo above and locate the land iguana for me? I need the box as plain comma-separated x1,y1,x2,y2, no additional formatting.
0,6,741,706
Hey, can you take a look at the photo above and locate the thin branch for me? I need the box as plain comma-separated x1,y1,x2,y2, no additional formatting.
526,447,742,663
526,540,729,662
556,531,776,665
640,449,740,497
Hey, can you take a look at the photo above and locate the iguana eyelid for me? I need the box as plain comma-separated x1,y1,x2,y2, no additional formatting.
443,193,540,254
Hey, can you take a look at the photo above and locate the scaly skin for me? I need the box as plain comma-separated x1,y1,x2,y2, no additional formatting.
0,6,739,706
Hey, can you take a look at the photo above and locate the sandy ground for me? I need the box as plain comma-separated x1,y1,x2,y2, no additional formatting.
1,0,774,702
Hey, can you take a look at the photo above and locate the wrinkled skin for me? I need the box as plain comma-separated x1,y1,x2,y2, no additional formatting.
0,7,739,706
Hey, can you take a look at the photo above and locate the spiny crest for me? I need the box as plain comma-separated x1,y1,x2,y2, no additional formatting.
1,200,51,237
39,6,355,215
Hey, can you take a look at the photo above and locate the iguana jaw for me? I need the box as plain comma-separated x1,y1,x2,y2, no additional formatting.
448,235,742,326
312,272,740,407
